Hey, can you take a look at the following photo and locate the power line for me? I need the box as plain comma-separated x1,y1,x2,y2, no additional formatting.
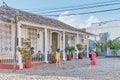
24,0,119,12
43,7,120,17
1,0,9,7
39,2,120,14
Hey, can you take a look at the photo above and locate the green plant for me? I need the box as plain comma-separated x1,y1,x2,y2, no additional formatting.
94,42,103,52
65,46,70,54
49,53,55,64
17,39,31,60
95,42,103,48
107,39,120,50
89,46,94,51
71,46,76,53
76,44,83,59
107,39,120,56
65,46,76,54
17,47,31,60
76,44,83,52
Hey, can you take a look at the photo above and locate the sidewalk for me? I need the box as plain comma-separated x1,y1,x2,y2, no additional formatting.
0,57,120,80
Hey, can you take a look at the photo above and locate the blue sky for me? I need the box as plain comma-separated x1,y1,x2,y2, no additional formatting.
0,0,120,28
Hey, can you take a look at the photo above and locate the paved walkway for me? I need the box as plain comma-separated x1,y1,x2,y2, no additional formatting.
0,57,120,80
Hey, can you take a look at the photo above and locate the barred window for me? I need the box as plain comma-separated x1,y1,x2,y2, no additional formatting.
0,23,12,52
28,28,37,49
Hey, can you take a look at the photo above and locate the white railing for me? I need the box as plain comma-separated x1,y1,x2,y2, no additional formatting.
31,52,45,63
0,52,16,64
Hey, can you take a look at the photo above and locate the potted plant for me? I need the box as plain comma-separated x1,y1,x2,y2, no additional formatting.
17,39,32,68
49,53,56,64
65,46,72,61
76,44,83,59
70,46,76,59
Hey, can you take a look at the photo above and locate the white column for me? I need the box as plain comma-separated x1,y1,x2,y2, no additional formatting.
86,36,89,57
44,28,48,63
76,33,79,59
17,23,23,69
37,30,41,52
107,34,110,56
63,31,66,61
69,35,71,46
94,36,97,51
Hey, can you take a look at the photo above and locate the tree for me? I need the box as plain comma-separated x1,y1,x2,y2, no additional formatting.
107,39,120,56
107,39,120,50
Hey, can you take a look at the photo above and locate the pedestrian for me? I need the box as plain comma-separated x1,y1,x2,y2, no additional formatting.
89,50,96,70
89,50,92,61
36,51,42,61
55,49,61,67
30,47,34,55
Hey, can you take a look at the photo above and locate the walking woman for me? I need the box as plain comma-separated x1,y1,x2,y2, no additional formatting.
89,50,96,70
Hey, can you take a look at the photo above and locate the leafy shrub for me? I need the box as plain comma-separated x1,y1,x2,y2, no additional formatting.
17,39,31,60
76,44,83,51
107,39,120,50
49,53,56,64
17,47,31,60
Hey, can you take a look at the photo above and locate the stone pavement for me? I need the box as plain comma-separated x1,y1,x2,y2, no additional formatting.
0,57,120,80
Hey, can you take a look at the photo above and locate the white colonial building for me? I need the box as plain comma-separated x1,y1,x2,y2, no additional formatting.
0,6,96,69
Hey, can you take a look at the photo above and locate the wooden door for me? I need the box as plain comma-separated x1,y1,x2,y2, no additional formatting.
52,32,58,52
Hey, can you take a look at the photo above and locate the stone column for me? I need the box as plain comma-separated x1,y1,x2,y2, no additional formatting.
44,28,48,63
63,31,66,61
94,36,97,51
76,33,79,59
106,33,110,56
17,23,23,69
86,36,89,57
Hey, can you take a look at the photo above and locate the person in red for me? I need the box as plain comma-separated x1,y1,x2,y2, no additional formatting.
89,50,96,66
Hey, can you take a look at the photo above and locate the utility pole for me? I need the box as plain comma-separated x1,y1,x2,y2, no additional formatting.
13,15,18,72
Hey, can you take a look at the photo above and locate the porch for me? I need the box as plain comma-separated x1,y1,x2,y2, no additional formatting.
0,21,91,69
0,6,97,69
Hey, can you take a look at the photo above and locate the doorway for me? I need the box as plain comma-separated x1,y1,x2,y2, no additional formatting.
52,32,58,52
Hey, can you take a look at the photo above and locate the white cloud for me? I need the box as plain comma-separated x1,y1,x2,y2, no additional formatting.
58,11,82,29
58,11,100,29
85,16,100,28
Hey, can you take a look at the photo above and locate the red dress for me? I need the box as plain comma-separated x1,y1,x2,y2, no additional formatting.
90,51,96,66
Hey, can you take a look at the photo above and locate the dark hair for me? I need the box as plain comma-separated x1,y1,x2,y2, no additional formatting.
30,47,34,50
90,49,93,52
38,51,41,52
57,49,60,52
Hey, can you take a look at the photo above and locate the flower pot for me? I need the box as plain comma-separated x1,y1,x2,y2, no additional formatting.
25,59,31,68
78,53,83,59
67,54,72,61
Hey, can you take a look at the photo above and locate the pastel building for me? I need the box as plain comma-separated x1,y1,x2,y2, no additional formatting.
86,20,120,56
0,6,96,69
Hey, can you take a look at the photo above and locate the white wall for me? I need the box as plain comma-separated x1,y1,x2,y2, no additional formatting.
86,20,120,40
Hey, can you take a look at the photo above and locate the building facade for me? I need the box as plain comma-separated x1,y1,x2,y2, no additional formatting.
86,20,120,56
0,6,96,69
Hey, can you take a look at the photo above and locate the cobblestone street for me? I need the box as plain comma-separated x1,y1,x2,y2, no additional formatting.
0,57,120,80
